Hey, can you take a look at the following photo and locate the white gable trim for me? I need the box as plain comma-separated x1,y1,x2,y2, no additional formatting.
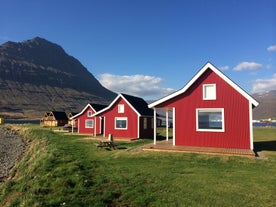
92,93,141,117
148,62,259,108
120,95,141,116
70,104,96,120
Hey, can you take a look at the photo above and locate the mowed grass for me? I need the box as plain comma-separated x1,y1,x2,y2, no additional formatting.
0,126,275,207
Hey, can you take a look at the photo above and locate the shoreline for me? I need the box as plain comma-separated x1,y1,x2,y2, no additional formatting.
0,125,28,183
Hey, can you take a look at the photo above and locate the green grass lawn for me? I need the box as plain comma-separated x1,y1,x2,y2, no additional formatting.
0,126,275,207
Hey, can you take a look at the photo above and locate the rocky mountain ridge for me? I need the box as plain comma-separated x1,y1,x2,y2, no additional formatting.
252,90,276,120
0,37,116,119
0,37,274,120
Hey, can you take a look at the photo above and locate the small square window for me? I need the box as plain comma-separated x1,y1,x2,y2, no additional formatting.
118,104,124,113
87,111,93,117
203,84,216,100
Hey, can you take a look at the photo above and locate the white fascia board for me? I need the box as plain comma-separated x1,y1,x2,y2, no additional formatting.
92,93,141,117
148,63,209,108
92,94,121,117
70,103,95,120
148,62,259,108
207,63,259,107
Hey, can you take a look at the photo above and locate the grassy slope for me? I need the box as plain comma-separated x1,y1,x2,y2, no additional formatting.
0,126,275,207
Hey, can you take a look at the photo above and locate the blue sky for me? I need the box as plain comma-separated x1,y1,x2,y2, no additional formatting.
1,0,276,99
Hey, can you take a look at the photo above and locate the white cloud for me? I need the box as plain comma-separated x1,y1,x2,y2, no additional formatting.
98,73,175,99
233,62,262,71
252,73,276,93
219,65,229,71
267,45,276,52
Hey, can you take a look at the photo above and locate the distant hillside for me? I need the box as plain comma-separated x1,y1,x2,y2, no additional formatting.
0,37,116,119
252,90,276,120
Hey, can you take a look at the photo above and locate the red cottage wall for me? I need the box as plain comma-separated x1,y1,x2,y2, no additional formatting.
101,98,139,138
158,69,251,149
76,107,101,134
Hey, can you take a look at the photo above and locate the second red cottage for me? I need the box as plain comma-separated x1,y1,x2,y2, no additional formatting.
92,93,154,139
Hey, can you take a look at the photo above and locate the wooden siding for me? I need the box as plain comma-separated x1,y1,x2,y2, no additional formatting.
75,107,102,134
98,97,139,138
157,69,251,149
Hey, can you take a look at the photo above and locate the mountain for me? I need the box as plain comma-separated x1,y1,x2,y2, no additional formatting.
0,37,116,119
252,90,276,120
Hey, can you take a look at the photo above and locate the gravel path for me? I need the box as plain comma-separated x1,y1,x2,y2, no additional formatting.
0,125,28,182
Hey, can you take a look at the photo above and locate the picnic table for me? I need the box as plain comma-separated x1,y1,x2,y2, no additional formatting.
97,134,117,149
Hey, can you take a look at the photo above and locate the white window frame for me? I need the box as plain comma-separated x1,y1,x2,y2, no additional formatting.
85,119,94,128
115,117,128,130
203,84,216,100
196,108,225,132
118,104,125,113
87,111,93,117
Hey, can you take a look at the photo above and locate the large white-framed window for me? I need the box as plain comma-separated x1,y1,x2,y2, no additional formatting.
115,117,127,129
203,84,216,100
87,111,93,117
85,119,94,128
118,104,125,113
196,108,224,132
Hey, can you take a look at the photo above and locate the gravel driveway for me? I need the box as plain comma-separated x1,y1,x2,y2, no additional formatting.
0,125,28,182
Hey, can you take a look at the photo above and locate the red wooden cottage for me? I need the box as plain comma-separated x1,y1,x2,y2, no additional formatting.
70,103,107,135
149,62,259,150
93,93,154,139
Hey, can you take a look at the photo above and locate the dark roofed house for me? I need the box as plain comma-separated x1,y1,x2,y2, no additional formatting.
92,93,154,139
121,93,153,117
40,111,68,127
149,62,259,150
70,103,107,135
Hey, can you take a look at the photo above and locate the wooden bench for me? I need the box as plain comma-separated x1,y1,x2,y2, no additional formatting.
97,134,117,149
